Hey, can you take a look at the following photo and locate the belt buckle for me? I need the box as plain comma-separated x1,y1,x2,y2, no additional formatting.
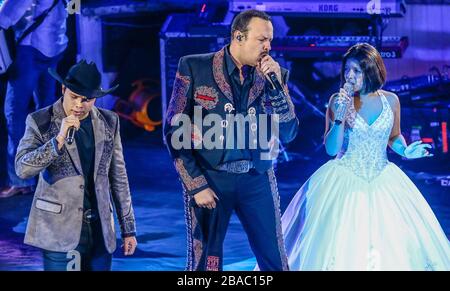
83,209,93,223
228,161,250,174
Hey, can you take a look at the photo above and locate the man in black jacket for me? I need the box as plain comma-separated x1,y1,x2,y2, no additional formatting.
165,9,298,271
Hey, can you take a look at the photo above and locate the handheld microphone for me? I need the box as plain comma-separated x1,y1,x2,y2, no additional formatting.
66,126,76,145
268,71,284,94
259,52,284,94
343,82,354,97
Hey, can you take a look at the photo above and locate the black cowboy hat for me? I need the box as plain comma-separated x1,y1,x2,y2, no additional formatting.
48,60,118,99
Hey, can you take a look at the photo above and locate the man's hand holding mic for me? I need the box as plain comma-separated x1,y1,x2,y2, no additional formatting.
55,115,80,150
258,53,293,118
258,54,283,89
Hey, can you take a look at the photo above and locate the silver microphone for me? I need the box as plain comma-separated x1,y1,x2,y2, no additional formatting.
343,82,354,97
335,82,354,121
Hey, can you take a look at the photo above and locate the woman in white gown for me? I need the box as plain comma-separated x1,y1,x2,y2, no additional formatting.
282,43,450,271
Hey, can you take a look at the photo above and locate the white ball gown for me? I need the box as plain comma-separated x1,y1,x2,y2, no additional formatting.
282,93,450,270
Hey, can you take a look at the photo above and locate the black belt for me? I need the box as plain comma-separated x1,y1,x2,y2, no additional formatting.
215,160,254,174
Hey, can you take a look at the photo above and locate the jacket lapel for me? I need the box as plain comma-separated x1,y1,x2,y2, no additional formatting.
52,99,84,175
248,69,265,108
90,106,105,181
213,46,266,108
213,47,234,104
65,141,84,176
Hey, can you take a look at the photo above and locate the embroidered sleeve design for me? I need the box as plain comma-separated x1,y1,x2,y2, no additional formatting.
166,72,191,124
21,138,61,167
174,159,208,192
267,84,296,123
119,208,137,235
279,84,296,123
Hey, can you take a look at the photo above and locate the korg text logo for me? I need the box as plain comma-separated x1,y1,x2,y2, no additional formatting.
319,4,339,12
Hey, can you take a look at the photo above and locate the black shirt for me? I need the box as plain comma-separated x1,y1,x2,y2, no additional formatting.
221,45,253,163
75,113,97,211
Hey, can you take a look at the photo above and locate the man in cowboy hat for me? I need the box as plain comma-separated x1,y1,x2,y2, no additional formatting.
164,10,298,271
15,60,137,271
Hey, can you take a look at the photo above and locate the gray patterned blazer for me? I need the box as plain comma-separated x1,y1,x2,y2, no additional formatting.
15,98,136,253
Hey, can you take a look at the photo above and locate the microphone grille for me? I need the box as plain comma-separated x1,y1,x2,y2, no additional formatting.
344,83,354,95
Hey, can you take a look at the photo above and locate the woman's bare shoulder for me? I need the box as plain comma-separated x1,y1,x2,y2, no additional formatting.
380,89,400,109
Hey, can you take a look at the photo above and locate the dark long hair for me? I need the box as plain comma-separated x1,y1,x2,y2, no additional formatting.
340,43,387,94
